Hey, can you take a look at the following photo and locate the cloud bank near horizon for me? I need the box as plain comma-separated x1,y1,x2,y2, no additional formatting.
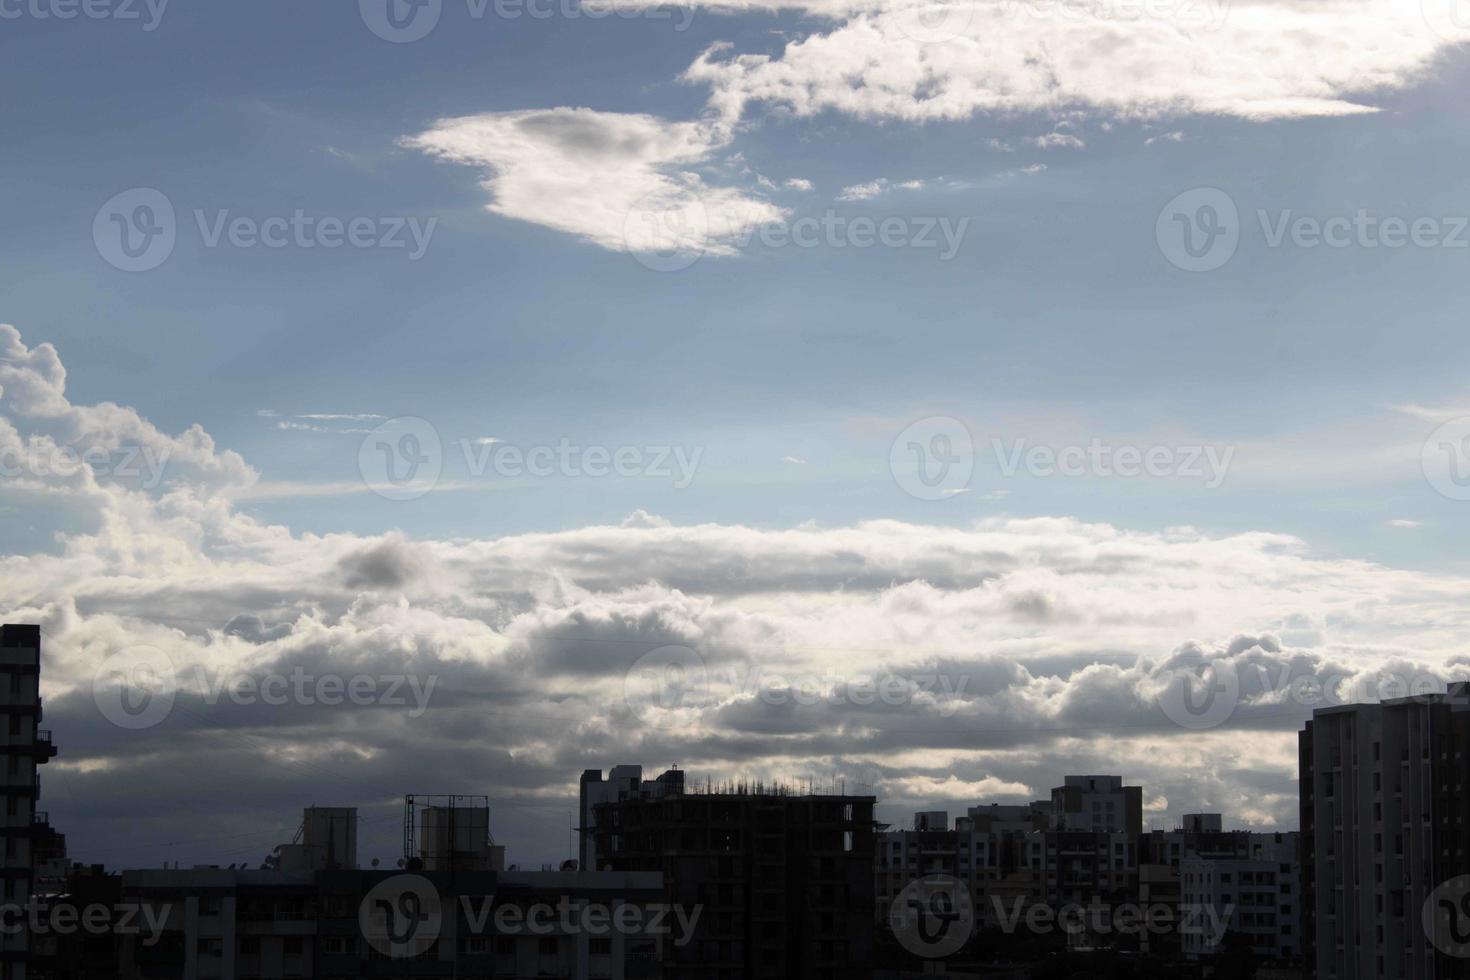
3,322,1470,866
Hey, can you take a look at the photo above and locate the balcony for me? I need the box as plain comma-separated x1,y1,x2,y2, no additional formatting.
33,730,56,762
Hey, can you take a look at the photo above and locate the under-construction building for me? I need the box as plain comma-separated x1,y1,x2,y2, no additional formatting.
587,769,877,980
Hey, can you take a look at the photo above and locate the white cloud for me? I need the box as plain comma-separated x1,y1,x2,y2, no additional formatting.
403,4,1470,252
683,0,1470,124
1032,131,1085,149
404,107,785,256
836,177,927,200
8,324,1470,864
837,180,886,201
1385,519,1422,529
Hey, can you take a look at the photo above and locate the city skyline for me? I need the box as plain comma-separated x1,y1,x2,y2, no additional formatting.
6,1,1470,973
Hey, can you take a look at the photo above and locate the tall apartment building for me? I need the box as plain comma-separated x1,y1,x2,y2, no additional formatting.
0,625,58,980
1050,775,1143,837
875,785,1140,938
875,806,1051,933
588,774,876,980
1179,831,1300,962
1140,816,1301,963
875,790,1300,965
1300,683,1470,980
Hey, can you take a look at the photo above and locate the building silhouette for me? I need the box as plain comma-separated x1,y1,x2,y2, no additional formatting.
1300,682,1470,979
584,768,876,980
0,625,59,980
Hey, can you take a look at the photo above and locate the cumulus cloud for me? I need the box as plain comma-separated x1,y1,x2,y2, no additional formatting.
401,3,1470,250
6,324,1470,866
404,108,785,256
685,0,1470,124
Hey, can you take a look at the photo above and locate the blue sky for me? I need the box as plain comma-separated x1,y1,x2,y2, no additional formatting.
5,1,1470,567
6,0,1470,867
8,1,1470,558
